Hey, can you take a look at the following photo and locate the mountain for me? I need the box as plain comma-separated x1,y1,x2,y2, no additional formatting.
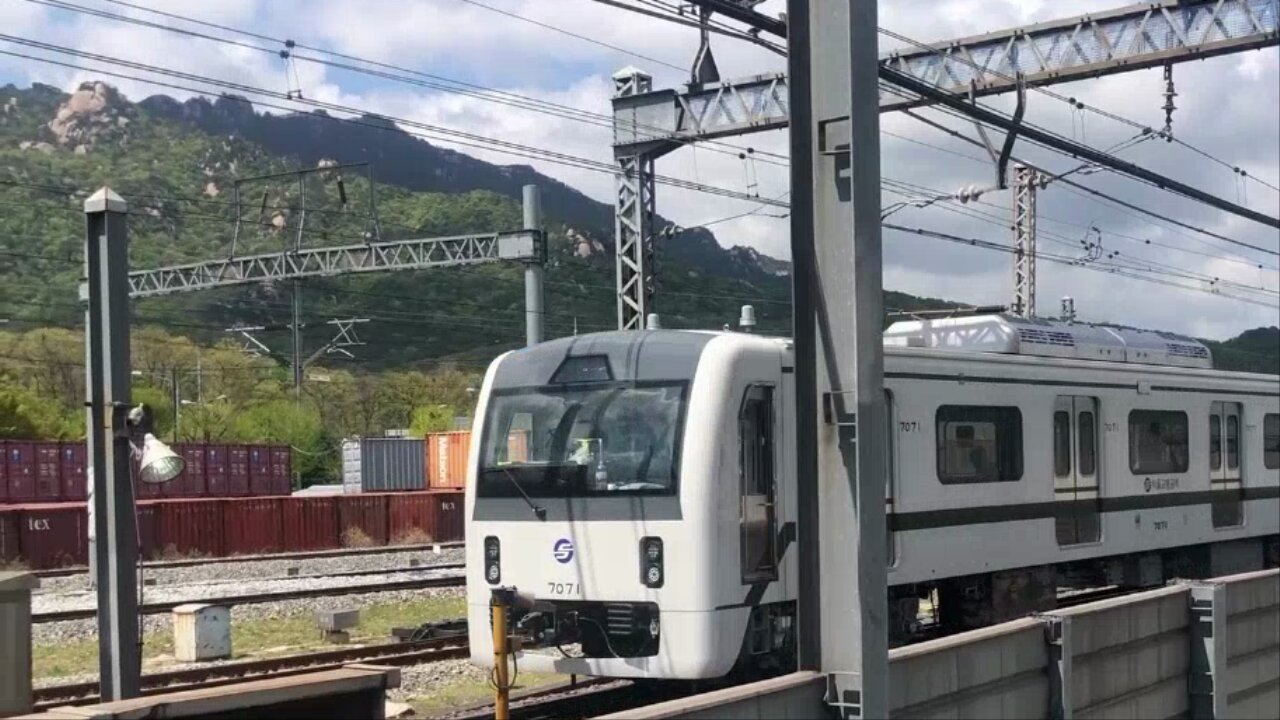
1205,327,1280,375
1,82,1275,375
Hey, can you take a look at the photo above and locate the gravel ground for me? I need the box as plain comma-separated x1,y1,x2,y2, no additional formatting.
38,546,464,595
33,584,465,646
388,660,490,703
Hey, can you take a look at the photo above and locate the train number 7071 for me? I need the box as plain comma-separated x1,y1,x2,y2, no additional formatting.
547,582,579,596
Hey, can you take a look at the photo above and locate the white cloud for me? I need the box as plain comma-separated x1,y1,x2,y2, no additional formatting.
5,0,1277,339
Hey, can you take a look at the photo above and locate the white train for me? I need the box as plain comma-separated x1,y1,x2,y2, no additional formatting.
465,314,1279,680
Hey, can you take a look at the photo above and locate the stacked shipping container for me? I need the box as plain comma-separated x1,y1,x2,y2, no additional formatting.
0,492,463,569
0,440,291,504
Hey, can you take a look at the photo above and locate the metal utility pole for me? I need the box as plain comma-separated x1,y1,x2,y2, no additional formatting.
171,367,180,442
83,187,140,700
1011,163,1038,317
522,185,545,346
789,1,888,717
292,280,303,401
612,68,660,331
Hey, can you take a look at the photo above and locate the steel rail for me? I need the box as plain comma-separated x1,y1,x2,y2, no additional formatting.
34,574,465,623
33,541,465,579
33,635,469,709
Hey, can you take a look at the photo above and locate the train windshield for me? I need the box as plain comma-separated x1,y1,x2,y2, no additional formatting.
478,382,686,498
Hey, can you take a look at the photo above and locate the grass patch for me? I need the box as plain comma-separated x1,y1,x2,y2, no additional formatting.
410,672,566,718
34,594,466,681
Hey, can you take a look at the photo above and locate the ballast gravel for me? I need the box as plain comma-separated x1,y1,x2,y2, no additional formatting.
37,546,464,595
33,583,465,646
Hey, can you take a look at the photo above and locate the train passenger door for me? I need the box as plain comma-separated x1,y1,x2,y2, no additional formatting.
1209,402,1244,527
1054,396,1100,545
740,385,778,582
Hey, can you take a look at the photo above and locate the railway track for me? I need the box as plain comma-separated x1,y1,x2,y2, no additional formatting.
34,635,470,710
34,573,465,623
33,541,465,579
448,679,671,720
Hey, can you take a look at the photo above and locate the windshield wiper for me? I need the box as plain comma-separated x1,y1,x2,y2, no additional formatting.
501,467,547,521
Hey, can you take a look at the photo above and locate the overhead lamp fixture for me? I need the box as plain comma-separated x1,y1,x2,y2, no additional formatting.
127,404,185,484
137,433,185,484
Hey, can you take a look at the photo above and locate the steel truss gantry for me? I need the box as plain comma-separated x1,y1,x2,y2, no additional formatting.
611,0,1280,327
128,231,539,298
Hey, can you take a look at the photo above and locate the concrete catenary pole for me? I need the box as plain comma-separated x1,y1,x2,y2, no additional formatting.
789,1,889,716
83,187,141,699
523,185,545,346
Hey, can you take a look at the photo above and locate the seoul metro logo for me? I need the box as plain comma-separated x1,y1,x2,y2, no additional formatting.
553,538,575,563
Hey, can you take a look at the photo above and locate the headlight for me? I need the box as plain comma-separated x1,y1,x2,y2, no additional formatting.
484,536,500,585
640,537,663,588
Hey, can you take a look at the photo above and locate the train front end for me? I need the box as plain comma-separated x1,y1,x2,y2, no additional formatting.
465,330,732,679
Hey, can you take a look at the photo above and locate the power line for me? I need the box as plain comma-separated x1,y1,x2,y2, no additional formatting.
882,181,1280,300
881,65,1280,232
0,40,785,209
882,223,1278,310
455,0,686,72
32,0,791,166
897,105,1280,259
878,24,1280,197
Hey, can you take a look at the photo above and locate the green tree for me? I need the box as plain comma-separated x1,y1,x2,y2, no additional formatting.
409,405,453,437
0,384,75,439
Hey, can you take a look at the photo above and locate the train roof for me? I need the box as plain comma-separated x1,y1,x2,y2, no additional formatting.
883,314,1214,369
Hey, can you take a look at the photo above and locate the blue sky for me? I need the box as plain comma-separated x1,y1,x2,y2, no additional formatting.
2,0,1277,338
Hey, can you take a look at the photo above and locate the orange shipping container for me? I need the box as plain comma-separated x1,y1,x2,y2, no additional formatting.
426,431,470,490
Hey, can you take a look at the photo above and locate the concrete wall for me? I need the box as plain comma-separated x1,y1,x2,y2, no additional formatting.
888,618,1047,718
611,569,1278,719
1043,586,1191,719
0,572,39,719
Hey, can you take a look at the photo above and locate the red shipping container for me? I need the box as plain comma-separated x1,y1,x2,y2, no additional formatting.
18,503,88,568
337,494,389,546
155,499,223,558
282,496,339,551
176,444,207,498
59,442,88,502
34,442,62,501
388,493,434,544
222,497,283,555
0,440,8,504
135,501,159,560
0,508,18,563
5,442,35,502
430,491,465,543
205,445,228,497
228,446,250,496
270,446,292,496
247,445,273,496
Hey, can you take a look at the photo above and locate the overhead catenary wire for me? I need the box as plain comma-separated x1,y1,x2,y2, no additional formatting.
875,24,1280,197
0,41,787,210
881,223,1278,310
894,102,1280,259
30,0,791,166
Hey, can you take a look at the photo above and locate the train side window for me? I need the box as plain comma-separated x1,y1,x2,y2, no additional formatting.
1266,414,1280,470
1128,410,1189,475
1226,415,1240,470
936,405,1023,484
1209,413,1222,471
1053,411,1071,478
739,385,777,583
1078,411,1096,477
